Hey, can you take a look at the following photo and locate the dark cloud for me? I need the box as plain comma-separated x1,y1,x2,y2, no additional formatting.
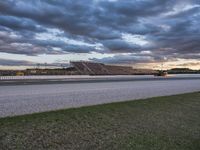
0,58,70,68
0,15,44,32
0,58,34,66
0,0,200,65
0,30,61,55
102,39,141,53
90,54,154,64
62,45,95,53
0,0,174,40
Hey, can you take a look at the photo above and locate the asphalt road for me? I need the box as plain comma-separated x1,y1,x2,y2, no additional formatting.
0,76,200,118
1,74,200,86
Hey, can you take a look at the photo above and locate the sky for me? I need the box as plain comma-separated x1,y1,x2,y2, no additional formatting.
0,0,200,70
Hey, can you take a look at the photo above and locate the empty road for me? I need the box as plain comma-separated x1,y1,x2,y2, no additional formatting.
0,76,200,118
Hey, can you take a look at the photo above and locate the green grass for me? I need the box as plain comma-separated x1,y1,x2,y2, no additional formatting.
0,92,200,150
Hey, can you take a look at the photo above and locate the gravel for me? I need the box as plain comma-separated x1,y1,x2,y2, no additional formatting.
0,79,200,118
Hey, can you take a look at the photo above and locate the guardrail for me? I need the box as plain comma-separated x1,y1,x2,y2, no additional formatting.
0,74,199,81
0,75,150,80
0,75,121,80
0,75,76,80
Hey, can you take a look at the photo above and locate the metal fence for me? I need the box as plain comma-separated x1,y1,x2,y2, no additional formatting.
0,74,198,81
0,75,81,80
0,75,149,81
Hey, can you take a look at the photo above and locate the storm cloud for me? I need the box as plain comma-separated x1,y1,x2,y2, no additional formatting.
0,0,199,66
0,58,34,66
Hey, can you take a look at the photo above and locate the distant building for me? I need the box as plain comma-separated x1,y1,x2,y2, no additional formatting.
0,61,158,76
0,70,23,76
70,61,157,75
25,67,78,75
168,68,200,74
16,71,25,76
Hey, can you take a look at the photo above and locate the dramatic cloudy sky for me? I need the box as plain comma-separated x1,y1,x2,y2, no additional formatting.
0,0,200,69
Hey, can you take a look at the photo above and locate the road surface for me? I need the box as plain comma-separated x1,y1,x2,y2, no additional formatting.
1,74,200,86
0,76,200,118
